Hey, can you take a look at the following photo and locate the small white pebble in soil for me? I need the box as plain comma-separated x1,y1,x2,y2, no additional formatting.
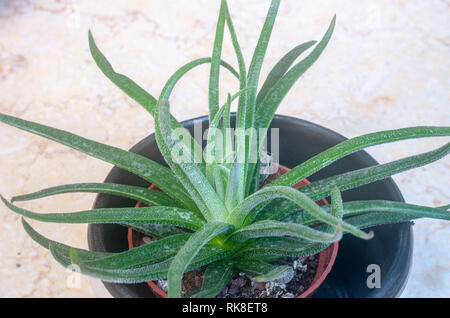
142,236,153,244
157,279,168,293
293,259,307,272
265,281,287,296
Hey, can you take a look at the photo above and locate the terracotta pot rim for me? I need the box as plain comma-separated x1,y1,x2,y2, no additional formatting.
128,164,339,298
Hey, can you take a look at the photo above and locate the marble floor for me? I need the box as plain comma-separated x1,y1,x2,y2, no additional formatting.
0,0,448,297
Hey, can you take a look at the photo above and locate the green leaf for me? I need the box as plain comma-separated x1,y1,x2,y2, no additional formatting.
11,183,181,208
271,126,450,187
229,185,372,239
2,197,204,230
155,100,228,221
225,161,243,211
247,0,280,129
192,260,234,298
234,237,329,259
223,0,247,135
158,57,239,175
89,31,239,117
209,1,226,120
23,217,190,269
285,200,450,227
82,234,191,269
51,242,233,284
234,259,293,283
0,112,195,209
302,142,450,201
21,218,109,263
127,223,187,238
226,220,341,244
256,41,317,107
236,190,344,259
168,221,234,297
260,142,450,221
234,0,281,211
88,31,158,115
255,15,336,134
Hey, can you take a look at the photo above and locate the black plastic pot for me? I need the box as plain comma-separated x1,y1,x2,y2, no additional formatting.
88,114,413,298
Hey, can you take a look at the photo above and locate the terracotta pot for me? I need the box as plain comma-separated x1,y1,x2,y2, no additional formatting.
127,164,339,298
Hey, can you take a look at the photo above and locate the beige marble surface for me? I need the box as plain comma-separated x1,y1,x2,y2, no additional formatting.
0,0,448,298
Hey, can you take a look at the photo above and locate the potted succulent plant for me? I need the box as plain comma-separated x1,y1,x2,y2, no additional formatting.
1,0,449,298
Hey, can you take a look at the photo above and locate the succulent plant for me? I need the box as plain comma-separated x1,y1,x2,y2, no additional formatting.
1,0,449,298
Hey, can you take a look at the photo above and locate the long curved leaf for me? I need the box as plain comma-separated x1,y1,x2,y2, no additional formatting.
209,0,226,120
257,143,450,221
82,234,191,269
255,15,336,133
229,185,372,239
223,0,247,132
89,31,239,117
234,259,293,283
21,218,110,262
235,191,343,259
256,40,317,107
271,126,450,187
234,237,328,259
22,217,189,269
247,0,280,129
284,200,450,226
226,220,341,244
51,242,233,284
2,197,204,230
0,113,194,209
11,183,180,207
168,221,234,297
302,142,450,201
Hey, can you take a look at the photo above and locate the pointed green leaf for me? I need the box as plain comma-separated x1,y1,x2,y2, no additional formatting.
229,185,372,239
209,1,227,120
256,40,317,107
271,126,450,187
227,220,341,244
234,259,293,283
3,197,204,230
12,183,181,208
51,242,232,284
0,112,195,209
255,15,336,134
223,0,247,133
247,0,281,129
83,234,191,269
88,31,158,115
155,100,228,221
285,200,450,227
89,31,239,117
302,142,450,201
